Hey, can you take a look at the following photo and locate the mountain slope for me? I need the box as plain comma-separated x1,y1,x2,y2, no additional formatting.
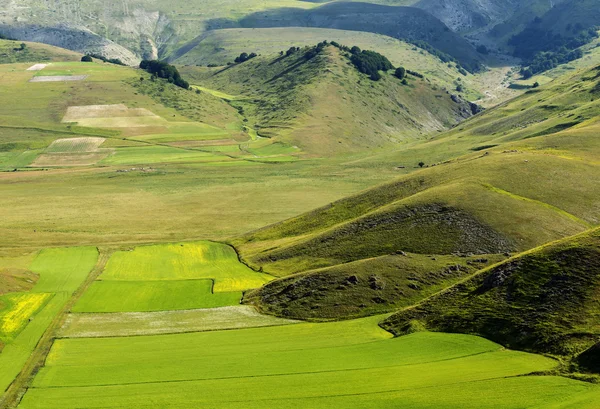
381,227,600,363
185,44,479,155
234,63,600,319
236,2,483,72
414,0,522,33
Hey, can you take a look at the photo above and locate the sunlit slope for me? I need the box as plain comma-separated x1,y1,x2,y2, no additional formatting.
185,45,478,155
174,27,486,100
236,63,600,319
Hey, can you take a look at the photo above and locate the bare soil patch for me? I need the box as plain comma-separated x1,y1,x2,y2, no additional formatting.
26,64,48,71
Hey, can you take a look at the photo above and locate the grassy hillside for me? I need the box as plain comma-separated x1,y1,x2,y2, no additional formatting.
0,0,484,71
235,2,483,72
182,44,478,155
173,27,492,100
381,227,600,369
235,62,600,319
0,40,81,64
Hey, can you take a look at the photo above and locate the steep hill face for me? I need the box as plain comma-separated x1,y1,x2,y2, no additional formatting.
236,2,483,72
187,45,479,155
508,0,600,59
381,228,600,363
414,0,522,33
235,63,600,320
0,0,483,70
0,24,140,65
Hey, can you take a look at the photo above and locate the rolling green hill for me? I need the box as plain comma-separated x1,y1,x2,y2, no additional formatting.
236,62,600,320
182,44,480,155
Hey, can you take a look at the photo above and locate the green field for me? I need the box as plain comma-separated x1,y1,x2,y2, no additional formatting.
18,316,600,408
0,247,97,396
99,241,273,292
73,280,241,312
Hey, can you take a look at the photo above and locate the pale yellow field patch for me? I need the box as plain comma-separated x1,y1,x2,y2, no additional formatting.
31,152,110,167
59,306,297,338
31,137,110,167
29,75,87,82
45,137,106,153
62,104,160,122
26,64,49,71
76,116,168,128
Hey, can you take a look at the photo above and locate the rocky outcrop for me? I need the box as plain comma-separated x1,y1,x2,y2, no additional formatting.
414,0,522,32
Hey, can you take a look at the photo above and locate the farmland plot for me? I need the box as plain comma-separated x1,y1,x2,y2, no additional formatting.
20,316,600,408
32,137,109,167
0,247,97,396
100,241,273,291
73,280,241,312
60,306,297,337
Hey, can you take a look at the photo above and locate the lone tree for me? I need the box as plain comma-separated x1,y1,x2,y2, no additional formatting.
418,161,425,168
394,67,406,80
81,55,93,62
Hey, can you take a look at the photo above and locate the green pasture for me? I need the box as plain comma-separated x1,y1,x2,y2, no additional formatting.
100,241,272,292
99,146,222,165
73,280,241,313
20,315,600,408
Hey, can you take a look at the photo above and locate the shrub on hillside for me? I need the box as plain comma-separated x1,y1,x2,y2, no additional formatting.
394,67,406,80
81,55,93,62
407,70,424,79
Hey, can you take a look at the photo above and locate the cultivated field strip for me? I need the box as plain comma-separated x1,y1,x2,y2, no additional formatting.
59,306,297,338
26,64,48,71
29,75,87,82
44,137,106,153
72,280,241,313
19,320,598,408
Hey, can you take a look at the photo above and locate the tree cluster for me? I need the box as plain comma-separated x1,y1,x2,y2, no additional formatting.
139,60,190,89
510,20,598,76
521,48,584,78
349,48,393,81
285,47,300,56
234,52,257,63
86,53,125,66
303,41,328,60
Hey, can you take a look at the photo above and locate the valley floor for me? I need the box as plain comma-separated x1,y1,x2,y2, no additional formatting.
3,242,600,409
